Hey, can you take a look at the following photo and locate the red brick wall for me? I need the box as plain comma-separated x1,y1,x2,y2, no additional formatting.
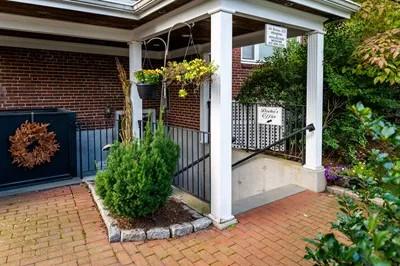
0,46,253,130
166,85,200,129
232,48,256,98
0,46,125,127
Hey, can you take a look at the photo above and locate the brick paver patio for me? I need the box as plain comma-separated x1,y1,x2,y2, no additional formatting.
0,185,339,265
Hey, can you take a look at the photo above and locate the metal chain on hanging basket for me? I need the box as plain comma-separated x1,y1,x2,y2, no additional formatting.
161,22,216,98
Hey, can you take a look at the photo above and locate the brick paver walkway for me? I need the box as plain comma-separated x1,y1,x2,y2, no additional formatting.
0,185,339,266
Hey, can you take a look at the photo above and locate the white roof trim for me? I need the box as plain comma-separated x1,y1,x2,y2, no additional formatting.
8,0,183,20
0,12,132,42
9,0,137,19
8,0,360,22
288,0,360,19
0,35,129,56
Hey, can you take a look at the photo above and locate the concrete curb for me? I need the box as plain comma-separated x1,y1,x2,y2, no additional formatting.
327,185,384,206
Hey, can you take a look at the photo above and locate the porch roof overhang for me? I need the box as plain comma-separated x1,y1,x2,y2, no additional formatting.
5,0,360,22
0,0,360,59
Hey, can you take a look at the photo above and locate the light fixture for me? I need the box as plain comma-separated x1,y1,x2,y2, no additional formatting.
104,106,112,118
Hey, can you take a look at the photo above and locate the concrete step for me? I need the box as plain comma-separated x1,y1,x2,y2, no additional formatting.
233,184,305,214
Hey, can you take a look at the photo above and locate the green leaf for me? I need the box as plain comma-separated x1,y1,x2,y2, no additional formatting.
381,126,396,139
373,231,391,249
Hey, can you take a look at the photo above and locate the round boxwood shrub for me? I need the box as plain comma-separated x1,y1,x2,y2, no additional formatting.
95,119,179,218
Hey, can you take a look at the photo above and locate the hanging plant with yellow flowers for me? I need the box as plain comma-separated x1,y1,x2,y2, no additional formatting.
162,59,217,97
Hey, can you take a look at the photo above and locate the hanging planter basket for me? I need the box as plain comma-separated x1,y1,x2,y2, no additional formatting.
162,59,217,98
134,69,162,100
137,83,159,100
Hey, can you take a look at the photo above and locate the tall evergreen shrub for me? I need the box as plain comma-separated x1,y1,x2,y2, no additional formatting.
95,118,180,218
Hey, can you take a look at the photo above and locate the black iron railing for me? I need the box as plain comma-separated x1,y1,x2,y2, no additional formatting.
138,121,211,202
75,119,211,202
232,101,306,163
232,123,314,168
76,120,119,178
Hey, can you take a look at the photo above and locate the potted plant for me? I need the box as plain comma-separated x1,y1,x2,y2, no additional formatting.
134,69,162,99
162,59,217,97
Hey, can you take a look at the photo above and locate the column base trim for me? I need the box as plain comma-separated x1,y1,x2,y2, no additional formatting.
208,214,237,230
299,165,326,192
303,164,324,171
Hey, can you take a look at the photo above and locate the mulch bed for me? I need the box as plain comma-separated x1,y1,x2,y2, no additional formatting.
114,199,194,230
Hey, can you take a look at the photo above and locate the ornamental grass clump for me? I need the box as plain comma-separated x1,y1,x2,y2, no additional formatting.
95,117,179,218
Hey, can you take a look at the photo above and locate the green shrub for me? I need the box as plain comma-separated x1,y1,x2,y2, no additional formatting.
95,118,180,218
305,103,400,265
236,40,307,105
323,110,368,164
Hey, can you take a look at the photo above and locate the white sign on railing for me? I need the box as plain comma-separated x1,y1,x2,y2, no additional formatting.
265,24,287,48
257,106,283,126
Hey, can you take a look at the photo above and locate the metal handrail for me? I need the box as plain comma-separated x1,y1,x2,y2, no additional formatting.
174,136,236,176
175,153,210,176
232,123,315,168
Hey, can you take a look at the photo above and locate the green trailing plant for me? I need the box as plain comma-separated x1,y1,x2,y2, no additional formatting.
304,103,400,265
134,69,163,85
162,58,217,97
95,114,180,218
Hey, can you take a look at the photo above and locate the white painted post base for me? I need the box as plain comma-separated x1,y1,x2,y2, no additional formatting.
300,167,326,192
208,214,238,230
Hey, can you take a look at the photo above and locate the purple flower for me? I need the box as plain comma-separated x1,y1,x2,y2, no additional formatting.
324,165,347,183
325,166,339,181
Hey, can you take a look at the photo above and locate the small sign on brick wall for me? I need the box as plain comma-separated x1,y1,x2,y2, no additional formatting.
265,24,287,48
257,106,283,126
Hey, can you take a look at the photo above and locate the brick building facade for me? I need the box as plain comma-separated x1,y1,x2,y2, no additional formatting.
0,46,255,130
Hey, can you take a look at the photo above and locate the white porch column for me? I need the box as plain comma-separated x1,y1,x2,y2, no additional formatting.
128,41,142,138
209,10,237,229
303,31,326,191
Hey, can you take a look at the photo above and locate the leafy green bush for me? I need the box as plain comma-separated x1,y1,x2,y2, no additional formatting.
236,40,307,105
323,110,368,164
305,103,400,265
236,17,400,164
95,118,180,218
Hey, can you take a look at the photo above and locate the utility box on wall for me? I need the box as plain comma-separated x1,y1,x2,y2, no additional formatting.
0,109,77,188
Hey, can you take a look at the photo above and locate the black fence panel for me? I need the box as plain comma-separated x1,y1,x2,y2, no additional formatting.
0,109,76,188
76,120,119,177
75,119,211,203
139,121,211,203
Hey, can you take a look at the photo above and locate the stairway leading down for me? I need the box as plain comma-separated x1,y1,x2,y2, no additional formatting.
232,184,305,214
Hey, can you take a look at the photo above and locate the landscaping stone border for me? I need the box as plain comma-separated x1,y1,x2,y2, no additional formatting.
327,185,384,206
86,181,212,242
